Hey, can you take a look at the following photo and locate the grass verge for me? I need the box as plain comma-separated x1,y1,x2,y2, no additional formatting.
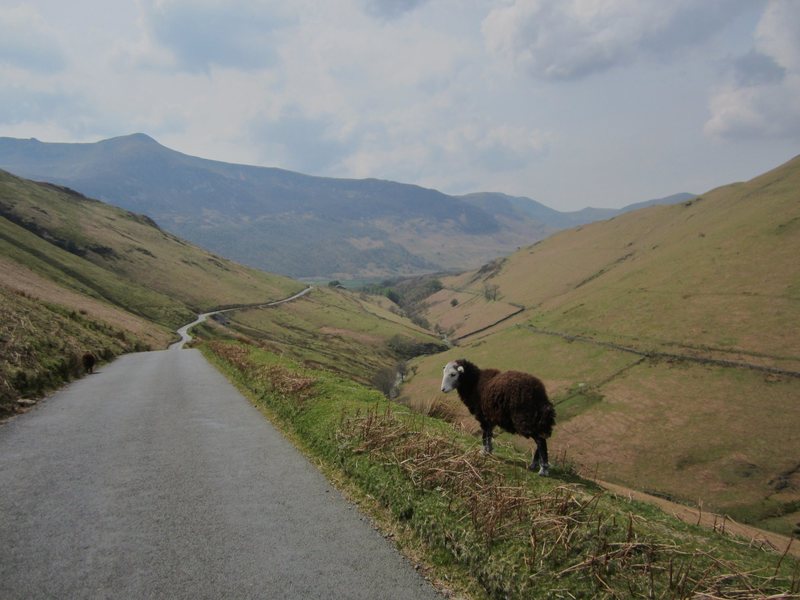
0,285,151,416
202,340,799,599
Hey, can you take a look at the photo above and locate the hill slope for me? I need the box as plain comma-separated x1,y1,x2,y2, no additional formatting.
0,170,303,317
398,154,800,536
1,168,447,419
0,169,304,413
0,134,691,279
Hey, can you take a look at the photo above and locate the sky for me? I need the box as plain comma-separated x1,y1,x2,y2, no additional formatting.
1,0,799,211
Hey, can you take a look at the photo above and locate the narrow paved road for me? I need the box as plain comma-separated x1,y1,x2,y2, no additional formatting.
171,287,313,350
0,349,439,599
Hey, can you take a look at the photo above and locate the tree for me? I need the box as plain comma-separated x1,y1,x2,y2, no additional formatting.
483,283,499,301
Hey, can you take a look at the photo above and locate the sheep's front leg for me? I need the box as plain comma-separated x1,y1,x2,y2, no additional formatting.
481,426,494,455
530,445,541,472
530,437,550,476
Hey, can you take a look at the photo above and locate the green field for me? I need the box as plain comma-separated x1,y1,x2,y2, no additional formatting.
203,285,446,387
401,156,800,536
204,340,799,599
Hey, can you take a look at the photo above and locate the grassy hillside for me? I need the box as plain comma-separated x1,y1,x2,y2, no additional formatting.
0,208,193,328
0,169,304,414
0,170,304,316
203,340,799,599
0,283,159,412
195,284,446,389
399,155,800,536
0,166,446,415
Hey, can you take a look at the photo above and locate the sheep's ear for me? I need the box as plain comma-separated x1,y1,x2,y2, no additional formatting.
457,365,464,373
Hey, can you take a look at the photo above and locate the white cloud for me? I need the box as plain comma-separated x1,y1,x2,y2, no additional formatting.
220,1,540,185
0,6,66,72
756,0,800,72
705,0,800,141
360,0,430,20
1,0,796,211
138,0,292,72
482,0,748,81
336,116,551,196
445,124,550,171
0,86,81,126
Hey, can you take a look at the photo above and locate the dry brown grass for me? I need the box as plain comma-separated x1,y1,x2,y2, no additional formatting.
0,282,153,413
557,362,800,514
335,406,800,599
0,256,172,349
338,406,605,552
206,340,317,401
598,480,800,560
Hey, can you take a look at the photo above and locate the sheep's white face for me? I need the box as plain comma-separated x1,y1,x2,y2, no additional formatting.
440,361,463,393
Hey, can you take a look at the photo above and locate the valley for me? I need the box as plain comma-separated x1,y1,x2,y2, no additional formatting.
4,3,799,596
398,155,800,537
2,150,798,539
1,148,798,598
0,168,443,416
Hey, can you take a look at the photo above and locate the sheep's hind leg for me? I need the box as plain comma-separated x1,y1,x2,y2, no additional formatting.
529,437,550,476
481,426,494,455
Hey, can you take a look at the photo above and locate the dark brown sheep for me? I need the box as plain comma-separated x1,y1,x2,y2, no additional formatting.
441,359,555,475
81,351,96,374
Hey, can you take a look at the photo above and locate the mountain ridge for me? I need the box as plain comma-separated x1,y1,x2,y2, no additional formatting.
0,133,693,279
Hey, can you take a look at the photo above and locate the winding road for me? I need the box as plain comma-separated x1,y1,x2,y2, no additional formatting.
171,286,313,350
0,292,440,599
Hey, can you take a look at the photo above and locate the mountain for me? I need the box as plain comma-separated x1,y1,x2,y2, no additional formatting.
398,154,800,536
0,134,691,279
460,191,695,229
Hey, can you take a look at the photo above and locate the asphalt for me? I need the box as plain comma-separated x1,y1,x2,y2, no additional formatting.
0,349,440,599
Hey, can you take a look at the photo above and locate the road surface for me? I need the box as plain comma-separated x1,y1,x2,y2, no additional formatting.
0,348,440,599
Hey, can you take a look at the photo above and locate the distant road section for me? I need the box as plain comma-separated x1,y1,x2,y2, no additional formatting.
0,349,439,599
171,286,312,350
